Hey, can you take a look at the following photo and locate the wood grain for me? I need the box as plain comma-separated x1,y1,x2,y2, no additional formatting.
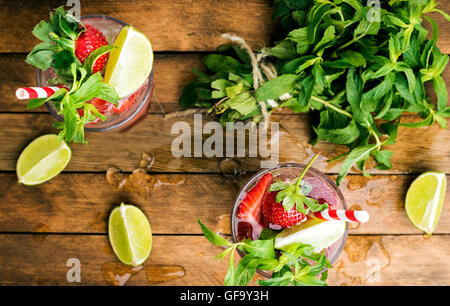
0,113,448,174
0,0,274,53
0,53,202,113
1,0,450,53
0,172,449,235
0,234,448,285
1,53,450,114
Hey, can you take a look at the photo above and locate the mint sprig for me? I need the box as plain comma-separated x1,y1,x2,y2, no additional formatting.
27,63,119,144
198,220,330,286
27,7,85,80
269,152,328,214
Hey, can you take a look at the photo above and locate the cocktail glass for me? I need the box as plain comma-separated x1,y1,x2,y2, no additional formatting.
231,163,348,277
36,14,154,132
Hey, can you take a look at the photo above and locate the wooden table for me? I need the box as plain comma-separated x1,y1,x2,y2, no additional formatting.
0,0,449,286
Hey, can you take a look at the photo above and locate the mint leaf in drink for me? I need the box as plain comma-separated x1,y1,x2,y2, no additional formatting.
239,239,276,259
26,42,58,71
198,220,330,286
270,152,329,214
198,219,232,247
83,45,114,74
37,65,119,144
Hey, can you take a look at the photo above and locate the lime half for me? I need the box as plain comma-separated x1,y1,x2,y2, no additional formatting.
274,218,346,252
16,134,71,185
108,203,152,266
104,25,153,98
405,172,446,235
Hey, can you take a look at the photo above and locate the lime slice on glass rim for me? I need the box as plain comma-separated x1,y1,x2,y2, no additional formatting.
108,203,152,266
104,25,153,98
16,134,71,185
405,172,446,235
274,218,346,252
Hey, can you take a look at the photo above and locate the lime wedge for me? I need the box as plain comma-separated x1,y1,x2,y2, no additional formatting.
405,172,446,235
108,203,152,266
16,134,71,185
104,25,153,98
274,218,346,252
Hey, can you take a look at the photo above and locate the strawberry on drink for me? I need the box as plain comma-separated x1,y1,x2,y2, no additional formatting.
236,172,273,240
262,191,306,229
232,153,364,264
201,154,367,286
23,7,154,143
75,24,110,73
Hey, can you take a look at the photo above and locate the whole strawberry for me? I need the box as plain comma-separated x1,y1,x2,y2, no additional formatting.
75,24,109,73
262,191,305,229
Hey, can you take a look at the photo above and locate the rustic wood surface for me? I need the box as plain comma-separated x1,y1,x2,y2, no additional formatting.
0,0,449,286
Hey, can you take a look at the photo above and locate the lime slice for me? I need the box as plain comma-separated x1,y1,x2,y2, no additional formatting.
108,203,152,266
405,172,446,235
274,218,346,252
104,25,153,98
16,134,71,185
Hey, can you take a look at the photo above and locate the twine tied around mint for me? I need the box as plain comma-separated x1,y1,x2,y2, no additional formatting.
165,33,277,124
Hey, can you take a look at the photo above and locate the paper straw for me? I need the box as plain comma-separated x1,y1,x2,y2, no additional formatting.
312,209,370,223
15,86,66,100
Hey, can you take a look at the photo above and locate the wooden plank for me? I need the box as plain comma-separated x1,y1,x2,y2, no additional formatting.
0,0,274,53
0,53,202,113
1,0,450,53
1,52,450,114
0,172,449,235
0,113,448,174
0,234,448,285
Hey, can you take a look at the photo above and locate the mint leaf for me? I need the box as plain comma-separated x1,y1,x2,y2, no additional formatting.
374,150,394,170
240,239,276,259
83,45,114,74
198,219,232,247
337,144,378,185
255,74,300,101
26,42,57,71
231,255,259,286
26,98,47,109
32,21,53,42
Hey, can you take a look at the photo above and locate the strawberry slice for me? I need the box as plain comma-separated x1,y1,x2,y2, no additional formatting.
77,98,114,124
238,172,273,222
112,89,140,113
90,97,113,114
237,172,273,240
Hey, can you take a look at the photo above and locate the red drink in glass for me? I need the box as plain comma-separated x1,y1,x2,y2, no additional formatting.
231,163,348,266
36,14,154,132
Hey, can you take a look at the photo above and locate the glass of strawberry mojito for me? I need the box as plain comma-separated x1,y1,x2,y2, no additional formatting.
35,13,154,133
231,163,348,266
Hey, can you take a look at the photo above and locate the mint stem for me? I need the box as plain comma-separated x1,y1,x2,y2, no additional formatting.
295,151,322,193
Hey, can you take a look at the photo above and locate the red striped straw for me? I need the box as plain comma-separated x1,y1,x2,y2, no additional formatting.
15,86,66,100
312,209,369,223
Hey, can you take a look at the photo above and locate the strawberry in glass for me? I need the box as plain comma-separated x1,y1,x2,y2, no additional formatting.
24,7,154,144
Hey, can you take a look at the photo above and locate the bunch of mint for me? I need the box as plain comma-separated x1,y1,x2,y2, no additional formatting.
179,0,450,184
198,220,331,286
